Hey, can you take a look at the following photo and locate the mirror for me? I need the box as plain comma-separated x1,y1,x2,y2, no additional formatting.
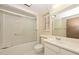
52,15,66,37
43,13,50,32
51,5,79,39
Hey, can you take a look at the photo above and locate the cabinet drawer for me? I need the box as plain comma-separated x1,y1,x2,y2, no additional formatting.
44,47,57,55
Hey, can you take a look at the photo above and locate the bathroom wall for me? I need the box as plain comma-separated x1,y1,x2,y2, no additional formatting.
35,16,41,43
0,13,3,48
0,12,37,48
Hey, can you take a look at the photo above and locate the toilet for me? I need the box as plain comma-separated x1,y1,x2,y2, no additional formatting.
34,36,45,54
34,44,44,54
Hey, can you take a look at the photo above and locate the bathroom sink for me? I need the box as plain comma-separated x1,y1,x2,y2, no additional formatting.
47,36,71,45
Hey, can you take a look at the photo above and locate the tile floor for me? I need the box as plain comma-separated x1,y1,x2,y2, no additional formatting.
0,41,42,55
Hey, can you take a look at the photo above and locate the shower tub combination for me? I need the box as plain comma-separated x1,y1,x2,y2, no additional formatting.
0,5,42,55
0,41,37,55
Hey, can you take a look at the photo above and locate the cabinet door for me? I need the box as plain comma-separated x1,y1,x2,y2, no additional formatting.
44,43,60,55
60,48,76,55
44,43,60,52
44,47,57,55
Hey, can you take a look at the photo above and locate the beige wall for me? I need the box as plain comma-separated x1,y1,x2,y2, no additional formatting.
0,13,3,48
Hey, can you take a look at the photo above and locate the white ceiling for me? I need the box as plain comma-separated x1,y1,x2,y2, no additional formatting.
0,4,53,16
15,4,53,14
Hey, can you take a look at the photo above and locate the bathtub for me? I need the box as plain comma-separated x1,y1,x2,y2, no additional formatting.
0,41,37,55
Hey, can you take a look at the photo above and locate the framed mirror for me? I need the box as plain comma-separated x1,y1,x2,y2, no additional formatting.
52,5,79,39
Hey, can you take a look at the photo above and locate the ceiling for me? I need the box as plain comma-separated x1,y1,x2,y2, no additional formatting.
14,4,53,14
0,4,53,16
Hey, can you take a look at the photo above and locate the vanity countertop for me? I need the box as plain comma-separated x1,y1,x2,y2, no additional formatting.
40,34,53,38
42,35,79,54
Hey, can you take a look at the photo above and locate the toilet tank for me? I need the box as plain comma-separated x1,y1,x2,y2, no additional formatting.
40,36,48,44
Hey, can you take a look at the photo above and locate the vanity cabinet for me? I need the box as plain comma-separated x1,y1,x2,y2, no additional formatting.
44,42,77,55
44,43,60,55
60,48,76,55
45,47,57,55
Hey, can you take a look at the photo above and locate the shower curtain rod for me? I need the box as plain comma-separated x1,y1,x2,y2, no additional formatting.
0,9,36,19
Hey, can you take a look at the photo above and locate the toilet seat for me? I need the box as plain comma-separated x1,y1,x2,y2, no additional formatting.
34,44,44,54
34,44,43,49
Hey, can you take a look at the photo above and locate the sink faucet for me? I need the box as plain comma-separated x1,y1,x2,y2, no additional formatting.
56,37,61,40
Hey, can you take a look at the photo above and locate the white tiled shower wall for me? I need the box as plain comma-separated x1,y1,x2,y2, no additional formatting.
0,12,37,48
